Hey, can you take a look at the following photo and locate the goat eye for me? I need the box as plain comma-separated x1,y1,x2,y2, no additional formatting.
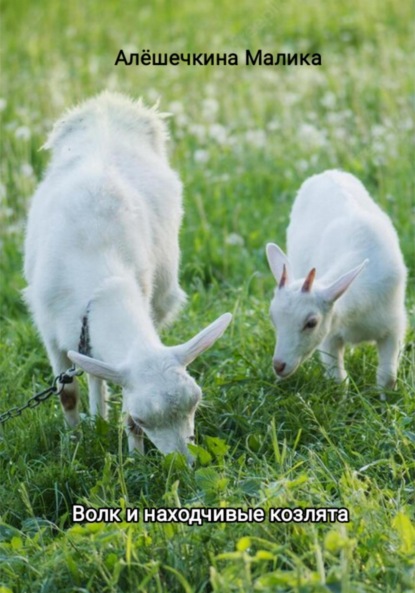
304,318,318,330
188,435,195,442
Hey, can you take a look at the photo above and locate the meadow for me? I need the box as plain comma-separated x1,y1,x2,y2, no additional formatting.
0,0,414,591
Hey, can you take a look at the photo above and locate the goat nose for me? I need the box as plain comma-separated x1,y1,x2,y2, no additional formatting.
273,359,286,375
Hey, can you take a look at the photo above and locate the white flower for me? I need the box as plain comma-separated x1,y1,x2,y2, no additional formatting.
6,221,25,235
168,101,184,115
202,98,219,120
21,163,34,178
194,149,210,163
88,58,99,75
147,88,161,102
175,113,189,127
321,92,336,109
245,129,266,148
15,126,31,140
267,119,280,131
188,124,206,141
332,128,348,141
209,123,228,145
372,124,387,138
0,98,6,111
298,123,327,149
204,83,217,96
226,233,244,246
1,207,13,218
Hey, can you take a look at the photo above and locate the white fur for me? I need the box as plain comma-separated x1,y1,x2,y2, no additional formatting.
266,170,407,393
24,91,232,460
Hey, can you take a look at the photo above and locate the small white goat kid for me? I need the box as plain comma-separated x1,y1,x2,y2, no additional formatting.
266,170,407,392
24,92,232,460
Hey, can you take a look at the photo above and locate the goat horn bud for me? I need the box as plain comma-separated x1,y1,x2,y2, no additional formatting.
279,264,288,288
301,268,316,292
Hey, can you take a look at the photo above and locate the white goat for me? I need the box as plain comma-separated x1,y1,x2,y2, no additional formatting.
266,170,407,392
24,91,232,460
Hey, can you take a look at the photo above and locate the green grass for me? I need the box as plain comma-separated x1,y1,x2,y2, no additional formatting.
0,0,414,591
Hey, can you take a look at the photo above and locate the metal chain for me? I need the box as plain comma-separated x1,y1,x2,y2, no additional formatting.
0,367,83,426
1,305,91,426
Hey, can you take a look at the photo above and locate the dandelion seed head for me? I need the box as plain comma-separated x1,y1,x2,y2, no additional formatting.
226,233,245,246
15,126,31,140
194,149,210,163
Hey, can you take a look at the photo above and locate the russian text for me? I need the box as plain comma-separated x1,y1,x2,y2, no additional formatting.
114,50,239,67
246,50,322,66
114,50,322,67
71,505,348,524
269,507,349,523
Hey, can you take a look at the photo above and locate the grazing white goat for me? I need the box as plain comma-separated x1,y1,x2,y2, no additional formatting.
266,170,407,392
23,91,232,460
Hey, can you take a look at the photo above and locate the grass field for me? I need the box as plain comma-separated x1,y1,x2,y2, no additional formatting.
0,0,414,591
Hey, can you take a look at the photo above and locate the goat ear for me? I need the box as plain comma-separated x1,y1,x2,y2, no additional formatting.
172,312,232,367
67,351,125,385
266,243,291,287
320,259,369,303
